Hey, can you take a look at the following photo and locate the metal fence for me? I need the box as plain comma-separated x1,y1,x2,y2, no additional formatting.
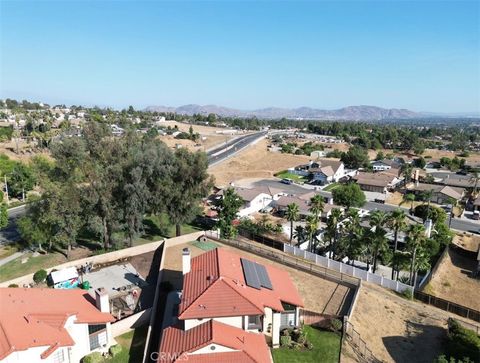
237,229,286,251
205,230,360,288
344,320,383,363
413,290,480,323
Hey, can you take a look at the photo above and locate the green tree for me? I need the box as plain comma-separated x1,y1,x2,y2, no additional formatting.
285,203,299,244
401,193,416,214
305,215,319,253
332,183,366,209
217,188,243,239
340,146,370,169
405,224,427,286
325,208,343,258
309,194,324,223
369,210,389,273
0,203,7,229
8,163,36,200
387,209,407,279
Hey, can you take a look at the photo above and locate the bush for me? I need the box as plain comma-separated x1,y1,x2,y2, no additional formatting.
401,287,413,300
280,335,292,347
8,284,18,288
330,318,343,332
446,318,480,362
82,352,103,363
109,344,123,357
414,205,447,225
33,269,47,284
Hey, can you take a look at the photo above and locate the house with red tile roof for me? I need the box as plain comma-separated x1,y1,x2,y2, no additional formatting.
0,287,114,363
158,247,304,363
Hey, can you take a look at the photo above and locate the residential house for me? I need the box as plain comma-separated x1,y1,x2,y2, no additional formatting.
275,192,339,220
290,158,352,185
0,288,114,363
370,159,401,172
159,248,304,362
220,186,285,217
354,172,402,194
406,183,465,205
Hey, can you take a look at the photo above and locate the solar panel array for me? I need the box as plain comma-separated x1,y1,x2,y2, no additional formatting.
240,258,273,290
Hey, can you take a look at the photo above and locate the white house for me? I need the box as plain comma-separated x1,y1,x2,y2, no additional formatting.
290,158,353,185
221,186,285,217
0,288,115,363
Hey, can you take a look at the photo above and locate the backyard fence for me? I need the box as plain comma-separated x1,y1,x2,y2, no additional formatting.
299,309,339,328
205,230,360,288
413,290,480,323
343,320,383,363
283,244,412,294
237,229,285,251
418,245,449,290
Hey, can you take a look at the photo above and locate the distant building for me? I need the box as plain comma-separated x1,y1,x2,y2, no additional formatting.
354,172,402,193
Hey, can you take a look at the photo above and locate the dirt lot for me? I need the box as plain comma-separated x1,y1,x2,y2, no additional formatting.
162,240,355,316
425,248,480,311
453,233,480,252
349,282,480,363
208,138,311,186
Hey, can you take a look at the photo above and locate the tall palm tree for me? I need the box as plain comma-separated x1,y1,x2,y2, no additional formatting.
387,209,407,279
369,210,388,273
285,203,300,245
401,193,416,214
421,189,434,221
293,225,307,246
343,209,363,265
325,208,343,259
310,194,325,223
306,215,319,253
412,246,431,288
405,224,426,286
401,163,414,184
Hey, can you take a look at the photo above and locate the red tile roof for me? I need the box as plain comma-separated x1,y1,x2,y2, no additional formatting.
0,288,114,360
158,320,271,363
178,248,303,319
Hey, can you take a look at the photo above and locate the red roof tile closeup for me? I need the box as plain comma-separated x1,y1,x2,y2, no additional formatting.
178,248,303,319
0,288,114,360
158,320,271,363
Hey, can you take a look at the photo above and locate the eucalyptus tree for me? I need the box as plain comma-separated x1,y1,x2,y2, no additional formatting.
285,203,300,244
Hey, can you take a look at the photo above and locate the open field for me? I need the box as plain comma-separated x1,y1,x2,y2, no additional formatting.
425,248,480,311
453,233,480,252
271,326,341,363
349,282,480,363
163,240,355,316
209,139,311,186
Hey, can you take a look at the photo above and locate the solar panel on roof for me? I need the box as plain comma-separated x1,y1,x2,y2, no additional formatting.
254,263,273,290
241,258,261,289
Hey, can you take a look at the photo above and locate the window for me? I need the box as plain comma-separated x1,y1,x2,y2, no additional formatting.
88,324,106,335
247,315,262,330
51,349,64,363
89,331,107,350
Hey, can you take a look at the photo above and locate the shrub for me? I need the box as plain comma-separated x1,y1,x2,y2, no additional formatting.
401,287,413,300
82,352,103,363
109,344,123,357
291,341,303,351
280,335,292,347
305,341,314,350
33,269,47,284
330,318,343,332
8,284,18,288
446,318,480,362
281,328,291,336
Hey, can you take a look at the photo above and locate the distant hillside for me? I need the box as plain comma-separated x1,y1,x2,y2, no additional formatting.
144,104,423,120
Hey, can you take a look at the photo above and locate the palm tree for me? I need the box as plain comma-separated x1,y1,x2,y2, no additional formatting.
285,203,300,245
401,193,416,214
306,215,319,253
387,209,407,279
401,163,414,184
369,210,388,273
405,224,426,286
412,246,431,288
325,208,343,259
343,209,363,265
470,170,480,194
293,225,307,246
310,194,325,223
421,189,434,221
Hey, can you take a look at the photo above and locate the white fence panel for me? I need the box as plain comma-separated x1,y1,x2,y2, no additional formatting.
368,273,382,285
329,260,342,272
352,268,368,280
315,255,329,267
305,251,316,262
342,264,354,276
284,245,295,254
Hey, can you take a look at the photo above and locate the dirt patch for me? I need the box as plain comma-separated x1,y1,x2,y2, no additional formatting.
426,248,480,311
453,233,480,252
162,240,355,316
208,139,311,186
350,282,480,363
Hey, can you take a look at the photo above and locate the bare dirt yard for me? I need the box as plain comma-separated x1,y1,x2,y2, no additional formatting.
162,240,355,316
425,248,480,311
208,138,311,186
349,282,480,363
453,233,480,252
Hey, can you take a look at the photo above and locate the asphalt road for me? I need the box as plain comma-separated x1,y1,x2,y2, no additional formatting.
250,178,480,234
0,205,25,245
207,131,267,166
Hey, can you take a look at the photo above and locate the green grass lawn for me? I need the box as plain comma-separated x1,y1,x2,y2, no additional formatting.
323,183,341,192
0,251,66,283
142,214,201,240
271,326,341,363
0,244,19,259
275,171,307,182
105,325,148,363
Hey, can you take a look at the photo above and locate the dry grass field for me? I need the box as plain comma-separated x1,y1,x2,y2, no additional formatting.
425,248,480,311
208,138,311,186
349,282,480,363
453,233,480,252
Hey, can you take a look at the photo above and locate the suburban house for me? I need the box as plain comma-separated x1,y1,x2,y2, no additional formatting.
159,248,304,362
406,183,465,205
370,159,402,172
354,172,402,194
220,186,285,217
289,158,353,185
275,192,340,220
0,288,115,363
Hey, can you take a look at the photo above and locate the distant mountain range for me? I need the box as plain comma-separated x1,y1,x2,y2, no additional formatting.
144,104,432,120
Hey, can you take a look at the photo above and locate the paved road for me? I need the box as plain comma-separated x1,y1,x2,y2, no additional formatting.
250,179,480,234
0,205,25,245
207,131,266,166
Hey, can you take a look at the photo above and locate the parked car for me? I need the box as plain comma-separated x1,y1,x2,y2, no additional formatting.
281,178,293,185
473,211,480,220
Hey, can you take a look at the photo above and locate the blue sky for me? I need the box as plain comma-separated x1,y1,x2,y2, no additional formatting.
1,1,479,113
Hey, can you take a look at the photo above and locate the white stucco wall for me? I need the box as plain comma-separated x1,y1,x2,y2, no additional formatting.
238,193,273,217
